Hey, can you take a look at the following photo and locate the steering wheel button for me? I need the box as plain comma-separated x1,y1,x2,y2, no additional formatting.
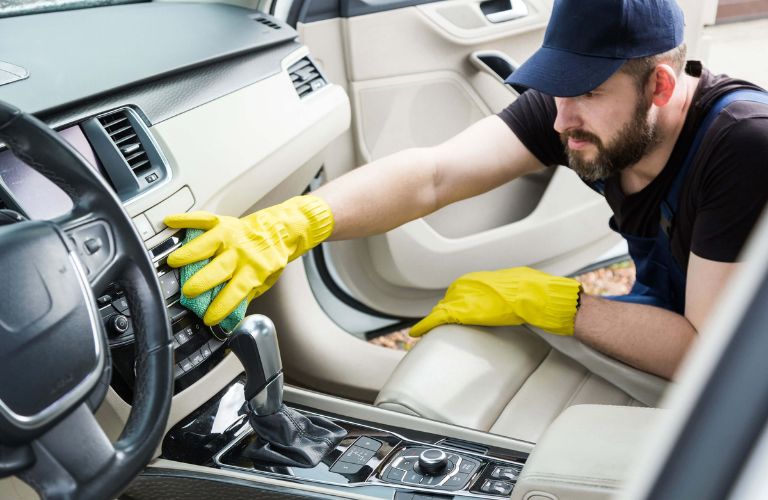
83,237,102,254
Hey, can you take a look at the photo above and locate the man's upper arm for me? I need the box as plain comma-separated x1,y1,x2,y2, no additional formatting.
685,252,739,331
431,115,546,208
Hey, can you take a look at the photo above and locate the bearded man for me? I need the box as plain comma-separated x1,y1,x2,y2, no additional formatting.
164,0,768,381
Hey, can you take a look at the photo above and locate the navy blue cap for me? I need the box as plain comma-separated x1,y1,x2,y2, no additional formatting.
506,0,685,97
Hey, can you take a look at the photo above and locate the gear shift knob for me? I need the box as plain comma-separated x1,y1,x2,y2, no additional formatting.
229,315,283,416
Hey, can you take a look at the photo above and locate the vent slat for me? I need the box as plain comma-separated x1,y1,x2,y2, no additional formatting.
101,116,128,129
99,110,152,175
288,58,326,99
114,133,137,145
130,160,151,172
109,125,133,137
125,150,147,163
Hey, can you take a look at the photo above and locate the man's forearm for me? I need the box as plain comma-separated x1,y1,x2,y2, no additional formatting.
574,294,697,379
314,147,439,241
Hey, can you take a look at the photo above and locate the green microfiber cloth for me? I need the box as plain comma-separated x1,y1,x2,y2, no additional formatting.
179,229,247,334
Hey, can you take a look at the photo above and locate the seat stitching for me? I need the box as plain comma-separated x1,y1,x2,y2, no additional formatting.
560,370,592,412
490,347,552,428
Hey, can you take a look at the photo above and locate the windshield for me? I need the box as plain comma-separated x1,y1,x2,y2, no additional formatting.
0,0,139,17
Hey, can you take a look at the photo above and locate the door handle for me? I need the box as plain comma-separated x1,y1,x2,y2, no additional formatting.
480,0,529,23
469,50,520,88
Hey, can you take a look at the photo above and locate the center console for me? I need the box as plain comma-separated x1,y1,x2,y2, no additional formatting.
100,233,230,401
158,315,529,500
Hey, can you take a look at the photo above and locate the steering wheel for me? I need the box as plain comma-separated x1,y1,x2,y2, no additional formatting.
0,101,173,499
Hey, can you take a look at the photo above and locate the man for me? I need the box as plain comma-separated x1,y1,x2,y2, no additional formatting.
164,0,768,380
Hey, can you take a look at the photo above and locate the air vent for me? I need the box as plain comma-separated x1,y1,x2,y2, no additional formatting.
82,107,169,202
288,58,326,99
98,111,151,177
254,16,281,30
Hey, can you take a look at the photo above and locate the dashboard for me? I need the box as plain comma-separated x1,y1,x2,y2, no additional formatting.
0,1,351,409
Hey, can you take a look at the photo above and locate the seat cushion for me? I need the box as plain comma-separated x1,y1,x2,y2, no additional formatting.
374,325,645,443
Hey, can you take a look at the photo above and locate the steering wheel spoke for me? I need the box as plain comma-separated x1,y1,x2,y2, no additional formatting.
0,100,173,499
21,404,116,500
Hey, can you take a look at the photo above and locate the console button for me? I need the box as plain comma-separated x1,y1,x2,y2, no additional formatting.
175,330,190,345
189,349,205,367
386,467,406,481
444,472,470,489
355,437,382,452
159,270,180,299
339,445,375,465
422,473,447,487
480,479,514,496
490,465,520,481
201,343,212,358
113,296,129,313
403,470,424,485
400,457,417,471
330,461,363,474
179,358,193,372
459,459,478,474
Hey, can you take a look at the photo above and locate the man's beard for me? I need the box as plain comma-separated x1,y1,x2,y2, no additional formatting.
561,96,660,181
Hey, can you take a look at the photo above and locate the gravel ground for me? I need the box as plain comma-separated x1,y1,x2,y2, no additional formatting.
369,260,637,351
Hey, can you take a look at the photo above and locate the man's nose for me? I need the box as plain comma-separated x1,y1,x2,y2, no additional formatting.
553,97,581,134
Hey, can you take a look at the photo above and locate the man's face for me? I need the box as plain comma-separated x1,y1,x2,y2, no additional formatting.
553,71,660,181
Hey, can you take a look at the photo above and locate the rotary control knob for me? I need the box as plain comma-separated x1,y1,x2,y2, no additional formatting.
109,314,129,336
418,448,449,476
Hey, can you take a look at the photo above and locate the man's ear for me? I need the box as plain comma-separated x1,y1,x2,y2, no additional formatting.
649,64,677,107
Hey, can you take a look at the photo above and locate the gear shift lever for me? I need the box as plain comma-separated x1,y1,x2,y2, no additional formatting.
229,315,283,416
228,314,347,468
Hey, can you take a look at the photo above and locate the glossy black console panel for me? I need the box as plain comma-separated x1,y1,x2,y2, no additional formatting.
162,374,528,499
106,232,229,402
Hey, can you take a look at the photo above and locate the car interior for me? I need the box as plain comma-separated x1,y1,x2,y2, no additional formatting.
0,0,762,499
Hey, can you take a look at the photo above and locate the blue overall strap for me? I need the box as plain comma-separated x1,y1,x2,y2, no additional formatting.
660,89,768,236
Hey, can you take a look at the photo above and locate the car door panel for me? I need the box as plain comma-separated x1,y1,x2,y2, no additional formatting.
295,0,618,317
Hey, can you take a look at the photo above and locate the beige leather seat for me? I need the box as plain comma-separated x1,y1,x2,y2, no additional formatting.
375,324,668,443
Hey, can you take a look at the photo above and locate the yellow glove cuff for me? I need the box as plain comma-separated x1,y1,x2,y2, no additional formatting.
537,277,582,335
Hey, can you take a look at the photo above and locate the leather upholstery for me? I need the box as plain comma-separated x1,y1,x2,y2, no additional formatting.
510,405,667,500
375,325,659,443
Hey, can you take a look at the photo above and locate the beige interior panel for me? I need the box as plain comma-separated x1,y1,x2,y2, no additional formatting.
126,46,350,249
369,166,618,289
375,325,644,443
0,478,38,500
255,255,406,402
511,405,667,500
343,2,549,82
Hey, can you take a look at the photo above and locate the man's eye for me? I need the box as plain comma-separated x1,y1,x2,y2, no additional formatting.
584,91,595,98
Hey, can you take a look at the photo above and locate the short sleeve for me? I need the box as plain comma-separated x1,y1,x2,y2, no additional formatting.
497,90,567,167
690,117,768,262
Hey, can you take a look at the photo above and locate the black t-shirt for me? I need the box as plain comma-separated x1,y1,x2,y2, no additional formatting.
498,62,768,270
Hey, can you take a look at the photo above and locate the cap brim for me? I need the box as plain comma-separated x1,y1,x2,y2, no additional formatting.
506,46,626,97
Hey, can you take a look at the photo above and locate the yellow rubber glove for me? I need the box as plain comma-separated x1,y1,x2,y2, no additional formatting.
163,195,334,326
410,267,582,337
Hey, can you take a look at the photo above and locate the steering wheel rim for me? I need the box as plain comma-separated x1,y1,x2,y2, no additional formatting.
0,101,173,499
